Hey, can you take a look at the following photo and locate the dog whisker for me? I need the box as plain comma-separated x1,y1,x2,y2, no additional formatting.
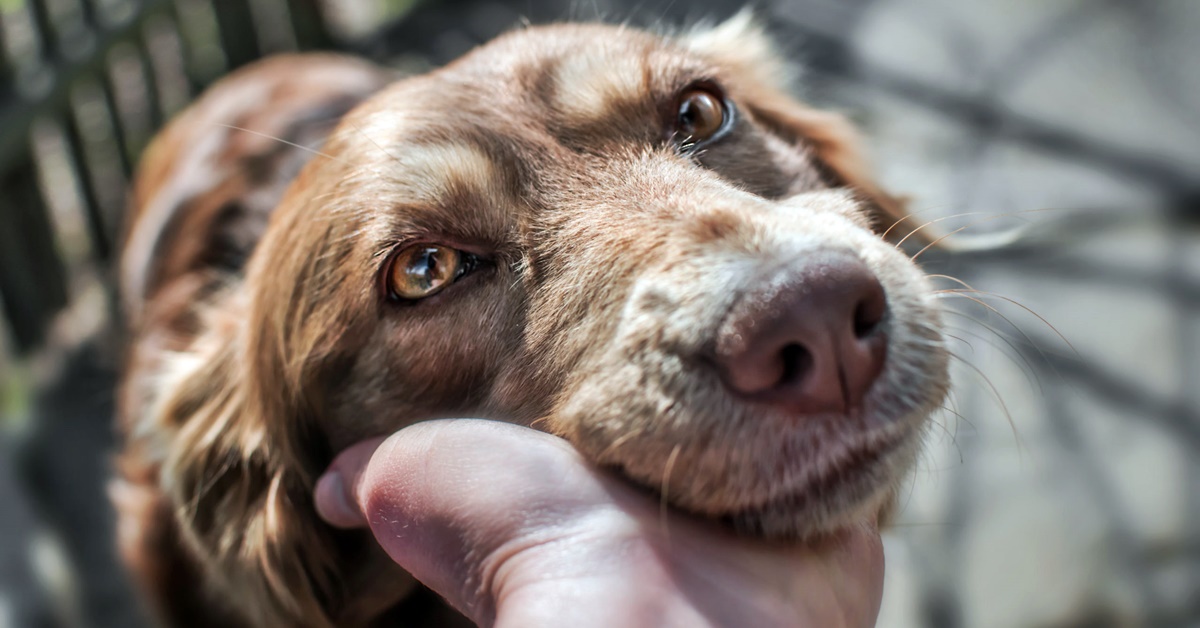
887,521,954,529
888,207,1002,244
937,404,973,435
946,350,1023,454
880,211,921,242
878,203,964,241
939,308,1020,349
939,324,1045,414
897,461,923,519
901,206,1071,253
926,272,977,291
894,211,993,247
937,292,1056,362
936,291,1078,405
924,409,964,460
938,289,1078,356
344,120,403,162
659,444,683,544
212,123,344,164
943,387,971,431
942,331,976,355
596,429,642,461
943,321,1043,395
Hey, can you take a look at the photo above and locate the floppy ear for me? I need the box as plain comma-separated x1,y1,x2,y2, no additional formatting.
685,12,929,246
150,178,419,625
153,299,344,627
115,53,410,626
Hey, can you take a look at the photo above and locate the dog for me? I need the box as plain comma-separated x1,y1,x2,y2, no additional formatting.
114,14,949,627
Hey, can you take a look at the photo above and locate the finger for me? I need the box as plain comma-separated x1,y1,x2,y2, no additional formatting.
812,524,885,627
313,436,386,528
316,419,615,624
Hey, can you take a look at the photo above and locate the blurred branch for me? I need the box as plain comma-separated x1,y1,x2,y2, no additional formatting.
1030,336,1200,450
771,6,1200,202
932,253,1200,307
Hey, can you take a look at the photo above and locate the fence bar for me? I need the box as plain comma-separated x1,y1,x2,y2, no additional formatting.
0,160,69,354
211,0,260,70
134,30,166,129
61,110,112,261
287,0,333,50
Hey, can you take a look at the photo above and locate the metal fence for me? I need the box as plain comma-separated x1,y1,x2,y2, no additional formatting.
0,3,331,626
0,0,332,356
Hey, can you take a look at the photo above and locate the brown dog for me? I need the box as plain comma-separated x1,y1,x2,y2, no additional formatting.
115,14,949,627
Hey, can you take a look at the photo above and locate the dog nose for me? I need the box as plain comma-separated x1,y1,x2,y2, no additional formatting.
714,251,888,415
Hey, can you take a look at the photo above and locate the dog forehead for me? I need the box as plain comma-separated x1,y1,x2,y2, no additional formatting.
341,23,720,165
516,26,666,121
446,24,711,128
317,23,753,249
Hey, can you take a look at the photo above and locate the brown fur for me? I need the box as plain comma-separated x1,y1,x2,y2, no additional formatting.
117,15,948,627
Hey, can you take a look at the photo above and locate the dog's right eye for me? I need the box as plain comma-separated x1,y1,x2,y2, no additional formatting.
386,244,478,301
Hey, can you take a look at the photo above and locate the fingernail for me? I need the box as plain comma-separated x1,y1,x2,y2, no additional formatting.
315,470,363,528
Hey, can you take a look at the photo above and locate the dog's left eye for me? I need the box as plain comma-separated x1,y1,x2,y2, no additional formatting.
675,85,730,147
386,244,479,301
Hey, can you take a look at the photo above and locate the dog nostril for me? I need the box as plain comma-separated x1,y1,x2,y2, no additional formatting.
852,288,887,339
779,343,812,385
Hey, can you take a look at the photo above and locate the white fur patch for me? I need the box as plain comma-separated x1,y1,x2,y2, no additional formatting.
552,49,644,121
341,124,501,207
393,143,499,204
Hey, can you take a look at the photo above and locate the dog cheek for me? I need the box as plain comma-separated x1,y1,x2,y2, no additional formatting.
323,319,514,444
544,268,737,453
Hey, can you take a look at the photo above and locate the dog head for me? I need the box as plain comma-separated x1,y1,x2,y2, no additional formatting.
264,15,947,532
148,15,948,625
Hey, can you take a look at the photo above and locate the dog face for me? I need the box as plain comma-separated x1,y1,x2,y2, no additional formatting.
248,17,947,537
129,15,948,626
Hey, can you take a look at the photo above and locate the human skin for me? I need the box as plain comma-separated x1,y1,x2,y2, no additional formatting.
314,419,885,628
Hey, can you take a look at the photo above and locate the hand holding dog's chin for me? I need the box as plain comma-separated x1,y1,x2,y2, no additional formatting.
314,419,884,628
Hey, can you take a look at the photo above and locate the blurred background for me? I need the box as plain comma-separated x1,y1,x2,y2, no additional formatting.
0,0,1196,626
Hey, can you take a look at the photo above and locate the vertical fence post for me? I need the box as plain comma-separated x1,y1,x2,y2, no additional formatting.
288,0,334,50
0,160,69,354
212,0,260,69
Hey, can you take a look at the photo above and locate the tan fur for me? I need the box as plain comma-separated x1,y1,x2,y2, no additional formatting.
118,18,948,627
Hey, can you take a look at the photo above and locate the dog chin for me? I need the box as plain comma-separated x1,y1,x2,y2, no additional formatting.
720,430,920,539
590,399,926,540
725,481,895,540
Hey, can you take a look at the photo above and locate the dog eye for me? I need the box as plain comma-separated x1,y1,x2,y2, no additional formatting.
675,86,728,145
386,244,476,300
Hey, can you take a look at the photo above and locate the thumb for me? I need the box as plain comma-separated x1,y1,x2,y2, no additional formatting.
312,419,611,625
313,436,385,528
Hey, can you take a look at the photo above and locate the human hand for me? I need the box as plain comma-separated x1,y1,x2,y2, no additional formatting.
314,419,883,628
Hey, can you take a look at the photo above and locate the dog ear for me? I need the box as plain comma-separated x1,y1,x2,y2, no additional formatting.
153,303,343,628
150,192,415,624
744,97,926,245
684,12,929,246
